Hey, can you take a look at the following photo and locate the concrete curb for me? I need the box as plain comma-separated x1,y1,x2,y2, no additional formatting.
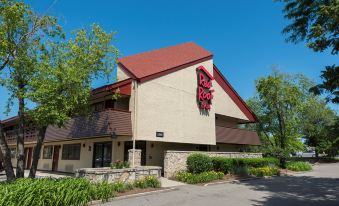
90,187,177,205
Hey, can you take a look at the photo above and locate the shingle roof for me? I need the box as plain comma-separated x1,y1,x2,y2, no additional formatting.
118,42,213,82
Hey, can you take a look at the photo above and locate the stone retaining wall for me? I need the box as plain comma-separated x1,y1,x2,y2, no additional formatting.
75,166,161,183
164,150,262,178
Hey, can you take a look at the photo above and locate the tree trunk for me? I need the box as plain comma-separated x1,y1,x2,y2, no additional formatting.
29,126,47,178
16,93,25,178
0,122,16,181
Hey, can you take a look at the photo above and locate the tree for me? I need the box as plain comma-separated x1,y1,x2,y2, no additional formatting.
27,24,118,178
279,0,339,103
0,0,62,178
300,96,337,157
247,71,312,167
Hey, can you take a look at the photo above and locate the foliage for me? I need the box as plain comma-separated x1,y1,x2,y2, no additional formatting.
249,167,280,177
110,161,130,169
175,171,224,184
246,71,312,167
0,178,114,206
286,161,312,171
186,153,213,174
134,176,161,188
278,0,339,103
299,96,337,156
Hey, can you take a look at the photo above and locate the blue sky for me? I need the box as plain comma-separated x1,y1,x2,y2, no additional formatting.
0,0,337,119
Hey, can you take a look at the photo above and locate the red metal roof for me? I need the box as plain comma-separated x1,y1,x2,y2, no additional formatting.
118,42,213,82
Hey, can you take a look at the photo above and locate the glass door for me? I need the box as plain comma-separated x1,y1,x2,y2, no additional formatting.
93,142,112,167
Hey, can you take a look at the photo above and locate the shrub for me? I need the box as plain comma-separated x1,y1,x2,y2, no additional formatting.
133,176,161,188
286,161,312,171
144,176,161,188
210,157,279,174
187,153,213,173
112,181,127,193
0,177,115,206
249,167,280,177
110,161,130,169
175,171,224,184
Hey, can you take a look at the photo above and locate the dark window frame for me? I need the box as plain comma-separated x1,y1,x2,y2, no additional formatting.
62,144,81,160
43,146,53,159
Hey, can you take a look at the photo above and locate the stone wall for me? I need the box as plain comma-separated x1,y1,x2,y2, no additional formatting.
75,166,161,183
128,149,141,167
164,150,262,178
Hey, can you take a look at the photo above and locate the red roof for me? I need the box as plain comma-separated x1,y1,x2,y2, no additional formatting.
118,42,213,82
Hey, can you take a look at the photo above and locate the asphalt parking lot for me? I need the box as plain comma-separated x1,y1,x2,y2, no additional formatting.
102,163,339,206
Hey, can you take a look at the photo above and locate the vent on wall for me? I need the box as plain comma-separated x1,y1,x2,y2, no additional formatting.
65,165,74,173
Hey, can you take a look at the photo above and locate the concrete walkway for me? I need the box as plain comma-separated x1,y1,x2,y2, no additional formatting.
101,163,339,206
160,177,186,188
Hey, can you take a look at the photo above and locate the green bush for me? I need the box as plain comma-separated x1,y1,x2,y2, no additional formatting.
286,161,312,171
175,171,224,184
133,176,161,188
110,161,130,169
210,157,279,174
112,181,127,193
249,167,280,177
187,153,213,173
0,178,114,206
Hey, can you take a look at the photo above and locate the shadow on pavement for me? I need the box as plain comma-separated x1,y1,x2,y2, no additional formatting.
239,175,339,206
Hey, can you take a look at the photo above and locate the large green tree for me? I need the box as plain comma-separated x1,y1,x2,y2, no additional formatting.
27,24,118,178
247,71,313,167
300,96,337,156
279,0,339,103
0,0,62,179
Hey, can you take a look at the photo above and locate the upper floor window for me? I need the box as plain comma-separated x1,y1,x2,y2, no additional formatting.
92,102,105,112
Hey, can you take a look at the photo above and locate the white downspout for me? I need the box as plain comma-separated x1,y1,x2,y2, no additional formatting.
132,81,138,167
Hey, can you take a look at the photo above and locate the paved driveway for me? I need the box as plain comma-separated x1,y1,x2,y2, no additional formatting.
102,163,339,206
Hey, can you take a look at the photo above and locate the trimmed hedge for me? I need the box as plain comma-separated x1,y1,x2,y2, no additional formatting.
211,157,279,174
187,153,213,173
249,167,280,177
175,171,224,184
286,161,312,171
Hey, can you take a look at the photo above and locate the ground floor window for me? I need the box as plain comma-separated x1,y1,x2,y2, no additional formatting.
43,146,53,159
62,144,81,160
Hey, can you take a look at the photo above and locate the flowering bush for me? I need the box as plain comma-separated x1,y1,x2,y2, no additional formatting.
175,171,224,184
110,161,130,169
134,176,161,188
249,167,280,177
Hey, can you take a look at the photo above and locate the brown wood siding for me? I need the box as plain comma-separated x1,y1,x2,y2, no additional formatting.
45,109,132,142
216,126,261,145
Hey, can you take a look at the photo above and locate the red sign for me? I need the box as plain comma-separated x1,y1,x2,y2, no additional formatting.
197,66,214,110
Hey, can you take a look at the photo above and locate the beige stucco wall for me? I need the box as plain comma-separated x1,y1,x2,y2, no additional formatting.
117,65,130,81
134,59,216,145
213,79,249,120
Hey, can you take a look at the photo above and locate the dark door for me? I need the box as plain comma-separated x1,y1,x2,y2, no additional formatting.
52,145,60,171
124,141,146,166
93,142,112,168
26,147,33,169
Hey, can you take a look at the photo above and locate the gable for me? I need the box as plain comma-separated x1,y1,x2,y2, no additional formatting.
213,65,258,122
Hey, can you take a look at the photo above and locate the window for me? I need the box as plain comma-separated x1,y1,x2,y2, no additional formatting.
62,144,81,160
92,102,105,112
10,148,16,158
43,146,53,159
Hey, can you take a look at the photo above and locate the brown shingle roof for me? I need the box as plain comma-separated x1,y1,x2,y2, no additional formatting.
118,42,213,82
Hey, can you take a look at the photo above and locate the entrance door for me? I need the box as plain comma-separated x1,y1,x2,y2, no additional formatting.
93,142,112,168
124,141,146,166
24,147,33,169
52,145,61,171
